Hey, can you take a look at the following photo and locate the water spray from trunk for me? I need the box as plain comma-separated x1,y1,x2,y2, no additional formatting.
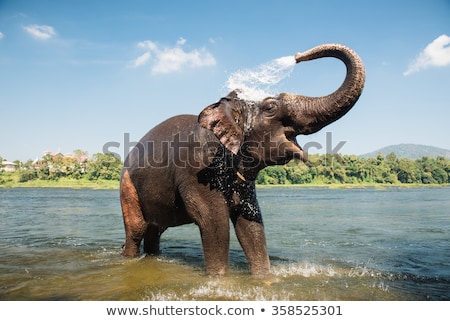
225,56,297,101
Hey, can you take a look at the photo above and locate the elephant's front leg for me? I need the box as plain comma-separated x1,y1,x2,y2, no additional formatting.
198,217,230,276
233,215,270,276
182,186,231,276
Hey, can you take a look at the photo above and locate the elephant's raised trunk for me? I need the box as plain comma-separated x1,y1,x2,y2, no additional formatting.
281,44,365,135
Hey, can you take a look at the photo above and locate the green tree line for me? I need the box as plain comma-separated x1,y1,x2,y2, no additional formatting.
257,153,450,185
0,152,122,184
1,152,449,186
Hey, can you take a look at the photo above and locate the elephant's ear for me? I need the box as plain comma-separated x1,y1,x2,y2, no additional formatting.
198,92,244,155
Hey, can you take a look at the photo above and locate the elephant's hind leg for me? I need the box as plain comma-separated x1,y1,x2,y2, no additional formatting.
143,224,163,255
120,170,147,257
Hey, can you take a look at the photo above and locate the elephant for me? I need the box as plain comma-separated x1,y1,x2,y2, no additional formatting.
120,43,365,276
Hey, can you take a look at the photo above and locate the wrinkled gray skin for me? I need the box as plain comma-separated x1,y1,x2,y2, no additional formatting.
120,44,365,276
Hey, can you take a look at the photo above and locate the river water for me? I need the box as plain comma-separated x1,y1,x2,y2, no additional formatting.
0,186,449,300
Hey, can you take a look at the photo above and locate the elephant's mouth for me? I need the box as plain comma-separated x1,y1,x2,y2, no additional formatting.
285,131,305,161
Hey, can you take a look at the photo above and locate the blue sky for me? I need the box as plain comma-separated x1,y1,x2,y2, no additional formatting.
1,0,449,161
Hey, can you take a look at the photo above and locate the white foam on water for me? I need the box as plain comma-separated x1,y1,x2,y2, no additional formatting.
225,55,296,101
188,280,292,300
147,292,182,301
145,279,293,301
272,262,340,278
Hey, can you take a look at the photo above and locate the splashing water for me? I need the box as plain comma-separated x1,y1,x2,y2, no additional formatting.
225,55,296,101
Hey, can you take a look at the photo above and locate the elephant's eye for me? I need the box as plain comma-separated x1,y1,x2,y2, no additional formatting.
262,100,279,118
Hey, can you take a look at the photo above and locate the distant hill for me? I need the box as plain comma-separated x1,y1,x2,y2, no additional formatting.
359,144,450,159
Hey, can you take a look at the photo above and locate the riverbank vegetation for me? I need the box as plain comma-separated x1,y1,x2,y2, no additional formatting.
0,152,121,189
1,152,449,189
257,153,450,185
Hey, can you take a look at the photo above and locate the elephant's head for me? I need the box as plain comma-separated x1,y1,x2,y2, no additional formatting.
199,44,365,178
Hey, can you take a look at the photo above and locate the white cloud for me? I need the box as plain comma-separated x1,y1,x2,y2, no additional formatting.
0,32,4,40
404,34,450,76
131,38,216,74
176,37,186,46
208,37,222,44
23,24,56,40
137,40,158,51
132,52,151,67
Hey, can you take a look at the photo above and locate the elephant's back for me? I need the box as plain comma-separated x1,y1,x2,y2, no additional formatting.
124,114,199,168
122,112,216,185
148,114,199,138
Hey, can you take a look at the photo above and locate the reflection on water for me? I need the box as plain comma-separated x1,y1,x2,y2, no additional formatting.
0,187,449,300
